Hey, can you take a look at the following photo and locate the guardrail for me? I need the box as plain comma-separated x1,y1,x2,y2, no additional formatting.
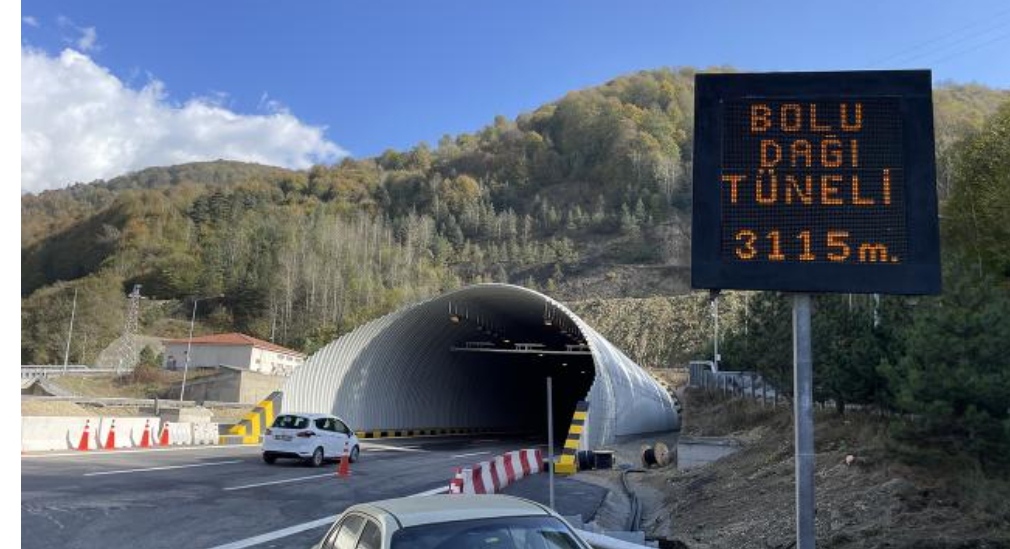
21,365,121,380
21,395,200,408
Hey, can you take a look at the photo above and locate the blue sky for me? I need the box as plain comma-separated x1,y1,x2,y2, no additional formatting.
18,0,1010,192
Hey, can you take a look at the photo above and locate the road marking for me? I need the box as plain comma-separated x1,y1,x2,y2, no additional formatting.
209,486,449,548
408,486,448,497
205,514,339,549
84,460,243,477
224,472,335,491
23,445,256,459
451,451,491,459
359,442,424,453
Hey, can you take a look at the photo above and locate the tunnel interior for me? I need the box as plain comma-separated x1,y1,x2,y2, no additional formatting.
324,287,599,445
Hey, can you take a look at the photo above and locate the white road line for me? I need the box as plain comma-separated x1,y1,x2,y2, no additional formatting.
84,460,243,477
451,451,491,459
359,442,424,453
208,486,449,549
408,486,448,497
224,472,335,491
23,445,256,459
205,514,339,549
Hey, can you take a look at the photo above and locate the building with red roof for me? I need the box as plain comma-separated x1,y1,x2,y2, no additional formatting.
163,333,306,376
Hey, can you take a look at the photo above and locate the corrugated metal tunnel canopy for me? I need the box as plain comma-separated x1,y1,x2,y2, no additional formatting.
282,284,679,448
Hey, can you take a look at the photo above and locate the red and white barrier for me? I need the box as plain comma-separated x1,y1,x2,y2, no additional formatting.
449,448,544,495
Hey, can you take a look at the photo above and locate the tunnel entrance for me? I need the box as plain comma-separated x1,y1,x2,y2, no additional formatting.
445,346,596,442
283,284,680,450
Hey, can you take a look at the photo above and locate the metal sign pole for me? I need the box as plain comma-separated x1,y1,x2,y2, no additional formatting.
793,294,815,549
547,376,555,510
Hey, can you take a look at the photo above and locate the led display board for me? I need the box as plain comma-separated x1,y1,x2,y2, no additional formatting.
691,71,941,294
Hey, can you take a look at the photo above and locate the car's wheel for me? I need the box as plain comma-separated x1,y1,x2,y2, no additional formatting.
349,445,360,463
307,446,324,467
262,453,277,465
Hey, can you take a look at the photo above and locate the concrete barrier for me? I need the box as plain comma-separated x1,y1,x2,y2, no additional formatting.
192,423,219,445
158,422,193,446
21,416,101,451
22,417,223,451
453,448,543,494
95,418,132,449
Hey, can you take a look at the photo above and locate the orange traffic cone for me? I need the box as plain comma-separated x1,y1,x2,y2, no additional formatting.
139,419,152,448
104,419,116,450
77,419,91,451
337,440,351,478
158,422,170,446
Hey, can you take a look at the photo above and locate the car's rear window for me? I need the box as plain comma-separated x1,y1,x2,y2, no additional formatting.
272,415,310,429
391,515,586,549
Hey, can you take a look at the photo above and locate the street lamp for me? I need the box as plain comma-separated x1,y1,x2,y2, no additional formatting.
180,295,221,402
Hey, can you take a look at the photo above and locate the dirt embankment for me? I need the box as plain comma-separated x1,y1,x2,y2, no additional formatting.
634,389,1010,549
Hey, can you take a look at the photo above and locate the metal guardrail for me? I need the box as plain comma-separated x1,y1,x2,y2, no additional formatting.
21,365,121,380
21,395,199,408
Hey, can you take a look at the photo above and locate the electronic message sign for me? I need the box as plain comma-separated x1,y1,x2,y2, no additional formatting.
691,71,941,294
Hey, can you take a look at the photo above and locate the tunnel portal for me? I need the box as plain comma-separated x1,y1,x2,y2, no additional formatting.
281,284,679,449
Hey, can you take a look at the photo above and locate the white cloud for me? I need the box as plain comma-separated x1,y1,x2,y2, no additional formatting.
22,16,39,27
20,48,347,193
76,27,98,52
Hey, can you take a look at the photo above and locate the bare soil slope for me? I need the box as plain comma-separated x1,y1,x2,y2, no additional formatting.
637,389,1010,548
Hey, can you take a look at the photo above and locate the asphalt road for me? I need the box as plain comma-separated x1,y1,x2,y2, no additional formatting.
22,436,549,549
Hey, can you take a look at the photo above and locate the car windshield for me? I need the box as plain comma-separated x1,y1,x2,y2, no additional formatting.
391,515,585,549
271,415,309,429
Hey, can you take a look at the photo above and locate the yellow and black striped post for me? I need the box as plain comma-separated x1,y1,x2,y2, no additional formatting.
219,391,282,445
554,401,589,475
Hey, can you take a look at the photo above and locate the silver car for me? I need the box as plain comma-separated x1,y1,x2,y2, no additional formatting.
261,412,360,467
314,494,591,549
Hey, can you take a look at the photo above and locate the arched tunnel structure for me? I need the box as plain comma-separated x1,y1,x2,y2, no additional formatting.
282,284,679,449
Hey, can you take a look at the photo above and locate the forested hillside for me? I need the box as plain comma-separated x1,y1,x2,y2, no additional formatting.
20,68,1009,366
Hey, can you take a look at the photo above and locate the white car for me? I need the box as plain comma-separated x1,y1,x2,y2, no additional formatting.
261,412,360,467
314,494,592,549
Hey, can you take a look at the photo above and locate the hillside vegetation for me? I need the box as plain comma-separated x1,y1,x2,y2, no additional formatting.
20,70,1009,373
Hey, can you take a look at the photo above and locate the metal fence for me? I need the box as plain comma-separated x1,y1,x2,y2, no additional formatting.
688,361,787,406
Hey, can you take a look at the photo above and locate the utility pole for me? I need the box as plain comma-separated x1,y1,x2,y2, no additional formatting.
710,290,720,372
62,288,78,373
120,284,142,374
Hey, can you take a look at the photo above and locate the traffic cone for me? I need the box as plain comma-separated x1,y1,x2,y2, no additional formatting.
449,467,463,494
337,440,351,477
76,419,91,451
139,419,152,448
158,422,170,446
104,419,116,450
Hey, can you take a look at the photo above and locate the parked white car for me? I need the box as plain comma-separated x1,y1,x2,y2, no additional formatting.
313,494,591,549
261,413,360,467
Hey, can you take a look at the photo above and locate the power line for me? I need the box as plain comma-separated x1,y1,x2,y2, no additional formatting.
930,30,1010,67
889,20,1010,67
869,6,1010,67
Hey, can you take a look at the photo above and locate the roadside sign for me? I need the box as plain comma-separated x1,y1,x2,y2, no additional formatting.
692,70,941,294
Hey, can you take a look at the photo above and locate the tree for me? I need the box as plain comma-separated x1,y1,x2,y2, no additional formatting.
879,267,1010,473
943,100,1010,279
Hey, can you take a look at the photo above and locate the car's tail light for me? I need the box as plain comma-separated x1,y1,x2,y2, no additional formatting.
265,428,273,436
296,431,315,438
